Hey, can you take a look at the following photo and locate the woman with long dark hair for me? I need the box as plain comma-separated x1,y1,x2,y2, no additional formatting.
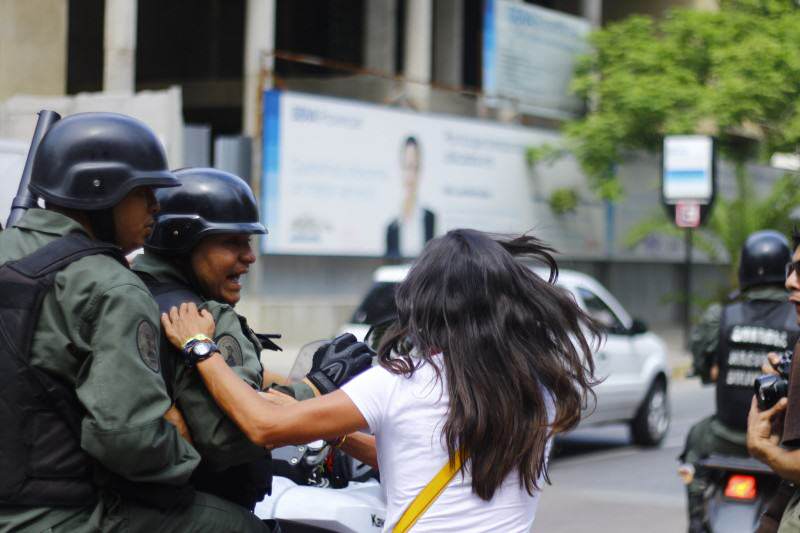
161,229,600,532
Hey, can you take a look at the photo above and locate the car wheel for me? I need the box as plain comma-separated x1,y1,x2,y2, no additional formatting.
631,378,670,447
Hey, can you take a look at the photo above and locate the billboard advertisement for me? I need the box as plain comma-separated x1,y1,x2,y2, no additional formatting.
260,90,605,258
483,0,590,119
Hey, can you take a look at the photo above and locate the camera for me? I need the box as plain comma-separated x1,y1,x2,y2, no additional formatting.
754,350,793,410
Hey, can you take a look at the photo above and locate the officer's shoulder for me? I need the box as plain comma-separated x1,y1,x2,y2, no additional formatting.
58,253,149,296
202,300,235,321
206,303,256,341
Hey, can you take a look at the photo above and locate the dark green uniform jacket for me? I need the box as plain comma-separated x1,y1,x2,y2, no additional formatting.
131,251,315,469
0,209,200,532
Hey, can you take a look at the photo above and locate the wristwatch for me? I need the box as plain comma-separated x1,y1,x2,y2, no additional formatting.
182,336,219,367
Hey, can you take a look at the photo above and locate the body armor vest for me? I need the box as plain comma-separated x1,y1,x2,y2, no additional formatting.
138,273,273,510
717,298,800,432
0,233,125,507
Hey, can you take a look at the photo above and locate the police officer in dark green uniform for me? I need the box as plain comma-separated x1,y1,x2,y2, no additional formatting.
680,230,800,533
0,113,269,532
132,167,373,510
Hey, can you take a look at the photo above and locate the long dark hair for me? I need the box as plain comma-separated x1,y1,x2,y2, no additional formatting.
378,229,601,500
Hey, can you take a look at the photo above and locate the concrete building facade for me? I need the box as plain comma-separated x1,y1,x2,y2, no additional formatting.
1,0,730,352
0,0,68,102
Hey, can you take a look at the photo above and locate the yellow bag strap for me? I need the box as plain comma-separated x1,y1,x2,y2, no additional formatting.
393,451,465,533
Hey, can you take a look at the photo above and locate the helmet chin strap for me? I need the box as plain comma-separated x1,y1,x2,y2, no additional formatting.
86,209,117,245
150,247,212,301
175,253,213,302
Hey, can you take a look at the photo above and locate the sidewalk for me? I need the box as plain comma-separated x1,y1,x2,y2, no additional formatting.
652,326,692,380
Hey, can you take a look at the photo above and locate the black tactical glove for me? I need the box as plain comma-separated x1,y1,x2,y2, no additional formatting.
305,333,375,395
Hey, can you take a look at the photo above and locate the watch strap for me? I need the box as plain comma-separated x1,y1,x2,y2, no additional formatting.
182,339,219,367
181,334,212,351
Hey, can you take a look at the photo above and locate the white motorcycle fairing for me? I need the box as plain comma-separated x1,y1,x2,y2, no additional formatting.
255,476,386,533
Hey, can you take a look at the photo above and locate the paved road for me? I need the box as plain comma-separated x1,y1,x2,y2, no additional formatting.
533,379,715,533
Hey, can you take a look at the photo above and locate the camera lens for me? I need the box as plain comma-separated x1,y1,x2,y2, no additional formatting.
754,374,789,411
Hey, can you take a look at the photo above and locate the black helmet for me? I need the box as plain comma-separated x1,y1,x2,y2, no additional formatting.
29,112,179,210
738,230,791,290
146,167,267,255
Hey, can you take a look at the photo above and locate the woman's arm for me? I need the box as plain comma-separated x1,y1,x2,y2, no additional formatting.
161,303,369,447
263,369,290,387
261,390,378,469
199,354,368,446
340,433,378,470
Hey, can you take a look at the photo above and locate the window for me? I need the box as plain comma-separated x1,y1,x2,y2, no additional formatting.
276,0,365,78
67,0,104,94
136,0,246,135
577,287,624,332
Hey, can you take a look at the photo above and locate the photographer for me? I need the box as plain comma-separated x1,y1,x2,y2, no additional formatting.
748,229,800,531
682,230,800,533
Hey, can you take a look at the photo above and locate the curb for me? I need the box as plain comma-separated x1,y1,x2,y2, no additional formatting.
670,360,692,381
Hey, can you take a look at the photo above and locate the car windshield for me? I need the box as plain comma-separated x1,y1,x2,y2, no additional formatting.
350,281,398,325
576,286,625,332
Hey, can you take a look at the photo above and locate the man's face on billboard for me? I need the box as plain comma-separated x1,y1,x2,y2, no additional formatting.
401,143,420,193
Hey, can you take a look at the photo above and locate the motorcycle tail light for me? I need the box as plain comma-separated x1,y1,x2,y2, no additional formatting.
724,474,757,500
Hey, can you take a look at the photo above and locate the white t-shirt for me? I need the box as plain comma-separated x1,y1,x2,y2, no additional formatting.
342,358,551,532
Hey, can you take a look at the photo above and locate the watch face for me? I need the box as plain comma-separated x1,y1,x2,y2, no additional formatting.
194,342,212,357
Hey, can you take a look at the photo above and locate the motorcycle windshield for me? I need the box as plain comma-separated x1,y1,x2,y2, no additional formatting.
288,329,382,382
287,340,328,382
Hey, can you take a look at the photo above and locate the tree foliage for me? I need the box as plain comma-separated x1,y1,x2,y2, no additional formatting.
568,0,800,199
548,187,580,215
626,171,800,287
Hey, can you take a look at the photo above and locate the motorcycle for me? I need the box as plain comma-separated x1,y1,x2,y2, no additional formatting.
696,453,780,532
255,340,387,532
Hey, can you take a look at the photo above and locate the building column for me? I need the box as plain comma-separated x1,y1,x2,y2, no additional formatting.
403,0,432,109
433,0,463,87
364,0,397,73
581,0,602,28
241,0,275,301
104,0,137,92
243,0,275,137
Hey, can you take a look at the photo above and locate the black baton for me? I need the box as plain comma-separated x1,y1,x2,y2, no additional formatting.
6,109,61,228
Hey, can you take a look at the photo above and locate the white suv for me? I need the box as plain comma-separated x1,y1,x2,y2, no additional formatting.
341,265,671,447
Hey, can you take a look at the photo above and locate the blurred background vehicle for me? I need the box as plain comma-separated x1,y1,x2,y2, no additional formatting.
341,264,671,447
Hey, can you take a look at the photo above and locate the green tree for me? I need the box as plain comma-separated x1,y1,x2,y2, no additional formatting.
564,0,800,200
626,172,800,288
535,0,800,292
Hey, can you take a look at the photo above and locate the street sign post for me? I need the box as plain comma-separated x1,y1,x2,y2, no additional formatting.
661,135,717,347
662,135,716,218
675,201,701,228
